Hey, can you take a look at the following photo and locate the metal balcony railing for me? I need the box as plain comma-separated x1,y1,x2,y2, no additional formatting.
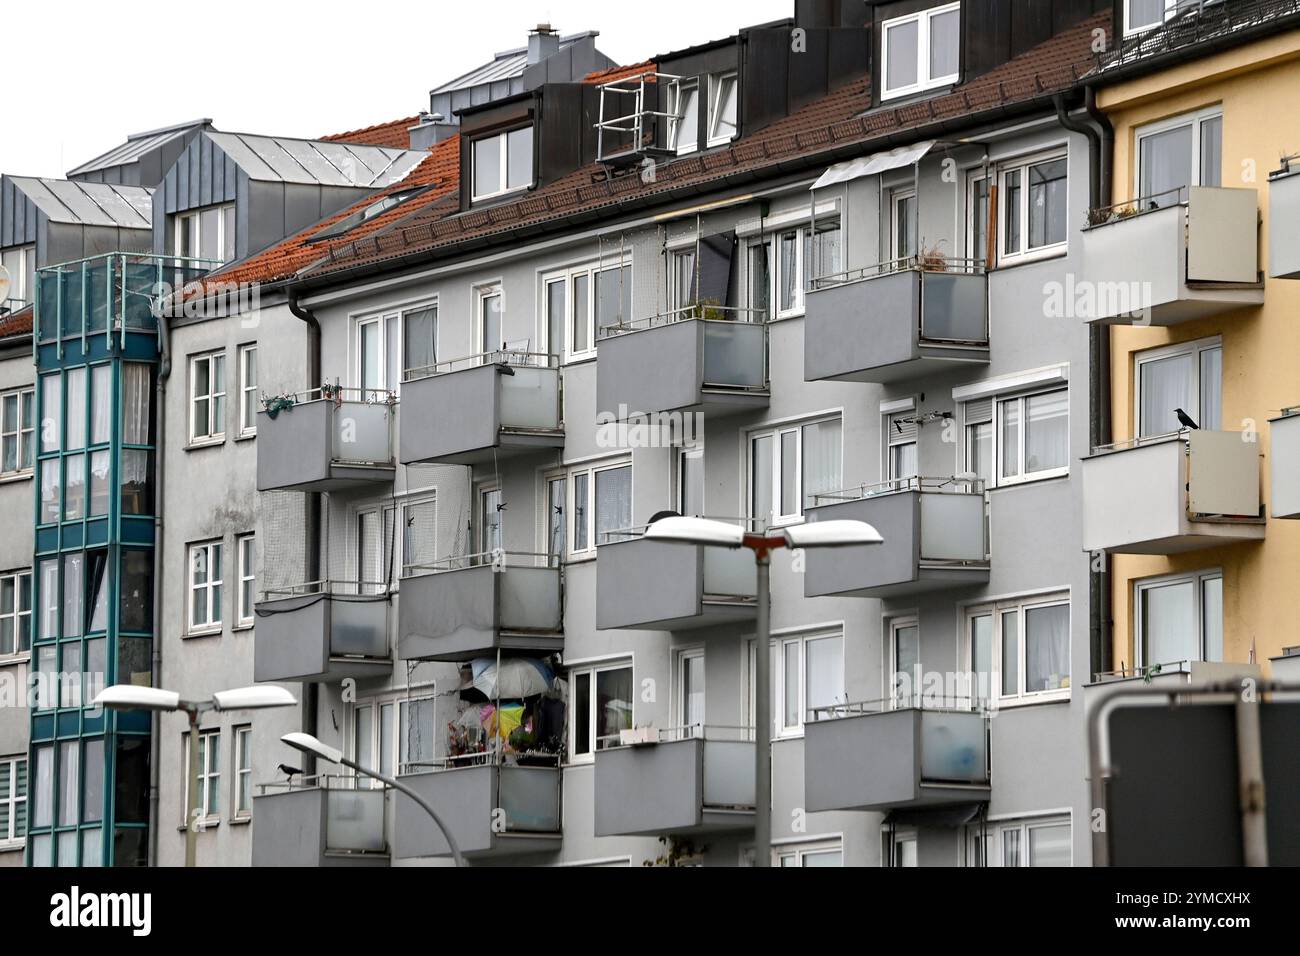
811,474,986,506
593,70,685,164
809,254,985,292
403,348,559,383
597,303,767,338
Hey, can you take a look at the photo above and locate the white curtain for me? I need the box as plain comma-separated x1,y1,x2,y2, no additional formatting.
802,419,842,505
595,466,632,542
1142,580,1196,666
1025,604,1069,692
1025,390,1068,472
1139,352,1193,437
121,364,151,445
91,366,111,445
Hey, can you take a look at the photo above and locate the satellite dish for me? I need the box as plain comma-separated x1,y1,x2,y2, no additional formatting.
0,264,11,305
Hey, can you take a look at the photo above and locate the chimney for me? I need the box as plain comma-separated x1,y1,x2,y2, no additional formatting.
528,23,560,65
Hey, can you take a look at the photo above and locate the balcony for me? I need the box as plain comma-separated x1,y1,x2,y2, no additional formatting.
596,527,756,631
399,352,563,467
594,728,755,837
253,581,391,683
597,307,768,421
1269,408,1300,518
256,388,395,492
251,778,389,867
398,552,563,662
1269,164,1300,279
803,478,988,599
1081,431,1264,555
804,702,989,813
393,759,562,860
1079,186,1262,325
805,258,988,384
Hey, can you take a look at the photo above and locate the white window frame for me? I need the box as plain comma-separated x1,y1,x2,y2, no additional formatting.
675,646,706,738
0,754,25,846
748,415,842,528
965,592,1071,705
882,827,919,867
667,79,700,155
235,534,255,629
967,169,991,265
473,282,504,356
186,540,223,635
969,814,1073,866
707,71,739,148
886,615,921,708
1,386,35,477
351,689,438,780
399,493,438,577
1,245,34,305
962,398,994,486
880,2,961,101
1133,335,1221,438
568,660,634,763
1123,0,1223,37
0,569,31,659
470,126,534,202
183,729,221,825
884,410,918,485
890,186,917,261
173,203,235,263
669,247,697,311
354,311,401,395
998,150,1069,264
677,444,705,516
237,343,257,438
233,725,252,820
567,457,633,558
994,386,1070,486
355,500,396,594
748,628,845,739
188,351,226,446
1134,569,1223,668
775,838,843,867
542,259,633,362
1134,106,1224,200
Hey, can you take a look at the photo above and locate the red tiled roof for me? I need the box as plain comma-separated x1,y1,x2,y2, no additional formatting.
304,12,1109,281
0,305,33,343
583,61,657,84
204,133,460,289
321,115,421,149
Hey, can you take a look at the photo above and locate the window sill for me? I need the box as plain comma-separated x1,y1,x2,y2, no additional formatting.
229,815,252,827
992,691,1071,710
992,247,1068,271
176,819,221,833
0,471,33,484
0,653,31,668
186,438,226,451
234,431,256,443
184,627,223,640
0,840,24,853
990,471,1070,491
231,623,254,634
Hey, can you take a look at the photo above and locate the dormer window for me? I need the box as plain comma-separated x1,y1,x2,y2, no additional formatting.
173,204,235,264
471,126,534,202
707,72,739,147
881,2,960,101
1124,0,1223,37
668,79,700,155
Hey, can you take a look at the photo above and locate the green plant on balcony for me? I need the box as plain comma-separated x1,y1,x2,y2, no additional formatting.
261,394,296,420
643,836,707,867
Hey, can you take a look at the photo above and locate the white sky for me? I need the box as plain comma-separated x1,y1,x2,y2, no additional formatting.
1,0,793,178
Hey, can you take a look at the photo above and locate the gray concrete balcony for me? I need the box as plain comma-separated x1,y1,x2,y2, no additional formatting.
253,581,391,683
596,526,757,631
594,727,755,837
1268,165,1300,279
251,778,389,867
398,552,563,662
596,307,768,420
1085,661,1262,712
1269,409,1300,518
1079,186,1262,325
803,478,989,599
399,352,563,466
804,702,990,813
256,388,395,492
393,760,562,860
805,258,988,384
1081,431,1264,554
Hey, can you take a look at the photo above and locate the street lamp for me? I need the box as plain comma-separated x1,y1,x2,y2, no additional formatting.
93,684,297,867
282,731,466,868
643,515,883,867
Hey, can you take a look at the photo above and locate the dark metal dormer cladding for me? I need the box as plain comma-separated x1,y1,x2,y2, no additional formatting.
66,119,213,189
866,0,1107,106
152,131,427,264
743,19,871,135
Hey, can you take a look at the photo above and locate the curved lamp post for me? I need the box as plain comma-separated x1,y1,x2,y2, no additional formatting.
643,516,883,867
282,732,466,868
93,684,298,867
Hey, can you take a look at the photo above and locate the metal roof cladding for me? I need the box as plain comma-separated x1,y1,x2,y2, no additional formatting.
4,177,153,227
66,119,212,177
201,133,427,188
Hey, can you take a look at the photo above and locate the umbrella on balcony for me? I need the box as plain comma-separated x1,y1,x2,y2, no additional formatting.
469,658,555,700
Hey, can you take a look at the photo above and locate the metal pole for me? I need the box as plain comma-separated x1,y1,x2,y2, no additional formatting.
341,758,465,867
754,551,771,867
1234,683,1268,866
185,708,200,868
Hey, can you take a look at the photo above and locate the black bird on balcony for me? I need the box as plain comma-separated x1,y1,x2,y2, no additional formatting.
1174,408,1200,430
278,763,303,786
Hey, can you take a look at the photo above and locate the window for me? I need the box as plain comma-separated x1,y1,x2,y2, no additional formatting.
967,171,990,265
403,304,437,379
889,617,921,706
747,220,840,316
891,189,917,260
401,495,437,576
885,412,918,485
1136,570,1222,668
1124,0,1223,36
233,726,252,819
996,388,1068,484
668,80,700,154
776,839,842,867
570,662,633,759
707,72,738,147
236,535,255,628
357,313,400,393
754,629,844,737
883,829,918,867
184,730,220,823
670,248,697,311
1136,336,1221,438
189,352,225,445
544,474,567,563
357,503,395,593
964,399,993,486
1000,153,1068,262
173,204,235,264
881,2,960,100
0,570,32,657
676,648,705,736
1136,107,1222,207
569,459,632,555
1,387,34,476
0,756,25,845
475,284,503,355
478,486,502,557
970,816,1071,866
677,445,704,517
471,126,534,201
187,541,223,634
237,345,257,437
750,416,842,526
1,245,34,306
351,692,436,778
544,261,632,359
966,594,1070,703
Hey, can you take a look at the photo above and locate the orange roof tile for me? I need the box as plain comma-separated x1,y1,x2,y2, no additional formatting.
583,61,657,84
321,115,422,149
0,305,33,343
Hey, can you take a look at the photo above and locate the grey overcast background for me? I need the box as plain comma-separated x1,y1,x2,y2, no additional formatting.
0,0,792,177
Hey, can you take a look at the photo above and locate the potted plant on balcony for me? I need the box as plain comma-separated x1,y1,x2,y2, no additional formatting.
916,242,949,273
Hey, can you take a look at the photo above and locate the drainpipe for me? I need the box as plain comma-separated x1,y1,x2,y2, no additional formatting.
289,293,322,776
147,307,172,868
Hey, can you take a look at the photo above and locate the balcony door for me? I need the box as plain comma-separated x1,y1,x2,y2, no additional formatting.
1136,107,1223,208
677,648,705,738
1135,337,1222,437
